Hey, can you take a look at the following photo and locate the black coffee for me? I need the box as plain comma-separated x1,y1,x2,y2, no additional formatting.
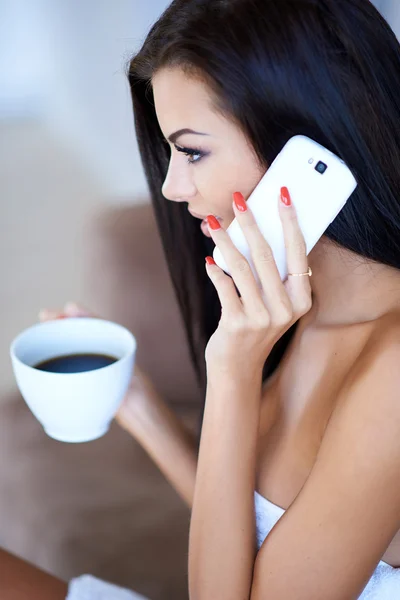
34,353,118,374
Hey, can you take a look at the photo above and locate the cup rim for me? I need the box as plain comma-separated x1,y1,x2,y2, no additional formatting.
10,317,137,372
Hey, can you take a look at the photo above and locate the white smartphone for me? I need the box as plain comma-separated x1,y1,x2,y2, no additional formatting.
213,135,357,283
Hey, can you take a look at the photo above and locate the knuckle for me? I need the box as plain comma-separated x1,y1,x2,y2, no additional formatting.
250,309,271,329
234,258,251,272
255,315,271,330
298,294,313,314
288,237,307,256
228,316,247,334
274,302,293,325
275,313,292,328
256,247,275,264
243,221,259,233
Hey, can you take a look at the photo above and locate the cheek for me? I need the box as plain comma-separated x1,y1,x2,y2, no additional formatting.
195,152,264,221
195,151,248,202
195,159,233,190
195,164,236,219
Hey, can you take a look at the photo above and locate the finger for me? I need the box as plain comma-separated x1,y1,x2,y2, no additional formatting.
278,187,312,311
63,302,94,317
231,193,286,314
205,257,243,317
38,302,94,322
38,309,66,322
206,214,266,315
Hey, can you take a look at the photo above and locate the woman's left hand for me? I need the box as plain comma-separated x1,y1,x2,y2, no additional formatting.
204,186,313,377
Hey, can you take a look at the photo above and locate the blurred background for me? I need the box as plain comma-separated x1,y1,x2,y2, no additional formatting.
0,1,203,599
0,1,398,599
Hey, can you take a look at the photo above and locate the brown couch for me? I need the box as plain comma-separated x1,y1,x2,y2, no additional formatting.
0,201,203,600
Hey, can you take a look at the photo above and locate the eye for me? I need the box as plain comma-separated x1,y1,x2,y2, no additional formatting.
174,144,205,165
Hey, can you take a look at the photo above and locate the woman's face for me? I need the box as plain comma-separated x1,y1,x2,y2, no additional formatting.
152,67,266,237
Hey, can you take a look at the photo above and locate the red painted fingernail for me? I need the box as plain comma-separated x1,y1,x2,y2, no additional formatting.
233,191,247,212
207,215,221,230
280,186,291,206
205,256,216,266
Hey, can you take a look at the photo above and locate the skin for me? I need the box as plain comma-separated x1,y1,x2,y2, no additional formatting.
0,549,67,599
154,66,400,571
154,66,400,328
156,68,265,232
3,65,400,596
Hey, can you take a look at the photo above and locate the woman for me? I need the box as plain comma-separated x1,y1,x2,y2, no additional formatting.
4,0,400,598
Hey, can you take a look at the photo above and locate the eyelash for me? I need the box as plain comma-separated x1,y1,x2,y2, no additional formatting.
174,144,205,165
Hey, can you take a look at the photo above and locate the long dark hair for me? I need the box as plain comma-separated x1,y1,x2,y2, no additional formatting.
127,0,400,442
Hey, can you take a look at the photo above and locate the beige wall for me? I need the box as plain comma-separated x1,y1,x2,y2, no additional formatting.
0,1,170,403
0,121,104,400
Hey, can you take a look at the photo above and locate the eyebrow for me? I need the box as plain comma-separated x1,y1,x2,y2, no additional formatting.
167,128,209,144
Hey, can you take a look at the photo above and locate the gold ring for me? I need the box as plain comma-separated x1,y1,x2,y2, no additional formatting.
287,267,312,277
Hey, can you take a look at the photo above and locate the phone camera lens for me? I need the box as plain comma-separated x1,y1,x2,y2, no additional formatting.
315,161,328,174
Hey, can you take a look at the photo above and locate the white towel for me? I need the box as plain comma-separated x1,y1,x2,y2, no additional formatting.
358,562,400,599
67,564,400,599
66,575,150,600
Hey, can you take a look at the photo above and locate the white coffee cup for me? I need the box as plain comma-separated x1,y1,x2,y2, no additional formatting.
10,318,137,443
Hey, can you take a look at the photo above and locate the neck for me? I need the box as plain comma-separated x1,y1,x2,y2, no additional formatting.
304,237,400,328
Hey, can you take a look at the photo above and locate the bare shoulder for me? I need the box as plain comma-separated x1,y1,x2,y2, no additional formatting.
322,310,400,484
332,311,400,419
251,314,400,599
341,311,400,393
369,309,400,348
372,312,400,374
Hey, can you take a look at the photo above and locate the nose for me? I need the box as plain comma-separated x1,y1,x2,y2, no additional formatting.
162,158,197,203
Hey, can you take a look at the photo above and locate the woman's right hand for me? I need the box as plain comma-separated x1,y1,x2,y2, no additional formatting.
38,302,164,434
